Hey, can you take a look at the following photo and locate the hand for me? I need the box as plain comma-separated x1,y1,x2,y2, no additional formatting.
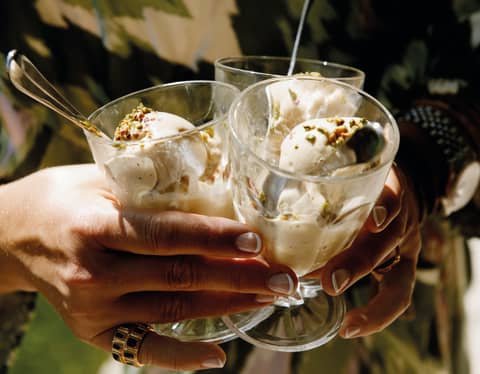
310,164,421,338
0,164,297,370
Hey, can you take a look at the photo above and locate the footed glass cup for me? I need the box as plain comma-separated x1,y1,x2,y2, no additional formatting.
224,76,399,351
215,55,365,90
84,81,241,343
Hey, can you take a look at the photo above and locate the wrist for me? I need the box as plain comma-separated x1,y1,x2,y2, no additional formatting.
0,182,37,294
396,98,480,217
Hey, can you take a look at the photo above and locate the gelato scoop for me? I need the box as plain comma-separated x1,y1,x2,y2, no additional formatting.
235,79,388,275
114,103,197,141
101,104,232,216
256,116,376,274
279,117,368,175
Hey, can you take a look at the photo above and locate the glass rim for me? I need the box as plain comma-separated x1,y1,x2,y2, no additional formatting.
228,75,399,183
214,55,366,83
86,80,239,145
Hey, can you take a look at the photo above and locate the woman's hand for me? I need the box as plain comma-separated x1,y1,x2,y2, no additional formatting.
0,164,297,370
311,164,421,338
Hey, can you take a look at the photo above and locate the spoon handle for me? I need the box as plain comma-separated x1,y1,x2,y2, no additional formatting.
5,50,105,137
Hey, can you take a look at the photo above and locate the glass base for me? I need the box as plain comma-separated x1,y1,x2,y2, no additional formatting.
154,311,273,344
154,318,236,344
222,280,346,352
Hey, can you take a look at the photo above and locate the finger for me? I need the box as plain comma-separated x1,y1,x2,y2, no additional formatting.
92,329,226,371
365,165,405,232
319,204,409,295
104,255,297,296
112,291,275,324
96,210,263,257
339,232,420,338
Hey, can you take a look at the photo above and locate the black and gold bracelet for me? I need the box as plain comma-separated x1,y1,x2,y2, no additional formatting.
397,100,480,216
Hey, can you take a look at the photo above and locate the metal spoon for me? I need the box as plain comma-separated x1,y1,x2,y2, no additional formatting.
5,50,110,140
261,121,385,217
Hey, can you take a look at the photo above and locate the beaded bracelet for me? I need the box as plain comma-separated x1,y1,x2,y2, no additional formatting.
397,100,480,216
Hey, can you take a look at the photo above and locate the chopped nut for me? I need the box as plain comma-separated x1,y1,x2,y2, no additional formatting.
202,127,215,138
114,103,153,141
272,101,281,120
259,192,266,204
305,133,316,144
334,126,348,136
316,127,330,137
288,88,298,103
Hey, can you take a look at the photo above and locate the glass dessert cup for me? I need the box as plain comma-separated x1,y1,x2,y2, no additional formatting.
84,80,242,343
214,55,365,91
224,76,399,351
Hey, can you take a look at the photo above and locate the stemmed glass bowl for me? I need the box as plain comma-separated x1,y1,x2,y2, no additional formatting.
84,80,241,343
215,55,365,90
223,75,399,351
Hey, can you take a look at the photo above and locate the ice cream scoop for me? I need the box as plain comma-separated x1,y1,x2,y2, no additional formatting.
262,117,385,216
103,104,212,207
279,117,384,175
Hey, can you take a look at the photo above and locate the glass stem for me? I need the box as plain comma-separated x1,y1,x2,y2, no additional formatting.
273,278,323,307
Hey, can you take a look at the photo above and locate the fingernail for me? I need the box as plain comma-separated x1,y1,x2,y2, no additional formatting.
235,232,262,253
332,269,350,293
256,294,277,303
344,326,361,339
267,273,294,295
373,206,387,227
202,357,225,368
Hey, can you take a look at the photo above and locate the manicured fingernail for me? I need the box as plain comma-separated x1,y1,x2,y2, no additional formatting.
256,294,277,303
373,206,387,227
235,232,262,253
332,269,350,293
202,357,225,368
267,273,294,295
344,326,361,339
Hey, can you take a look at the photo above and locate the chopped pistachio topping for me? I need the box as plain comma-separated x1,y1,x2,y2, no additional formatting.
114,103,153,141
326,117,345,126
288,88,298,102
280,214,298,221
202,127,215,138
323,117,367,145
295,71,323,77
259,191,266,204
80,120,103,137
272,101,281,121
305,133,316,145
112,142,127,149
316,127,330,138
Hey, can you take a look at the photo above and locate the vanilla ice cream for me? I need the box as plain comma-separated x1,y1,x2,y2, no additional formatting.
234,79,384,276
279,117,369,175
261,78,361,161
102,104,234,217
